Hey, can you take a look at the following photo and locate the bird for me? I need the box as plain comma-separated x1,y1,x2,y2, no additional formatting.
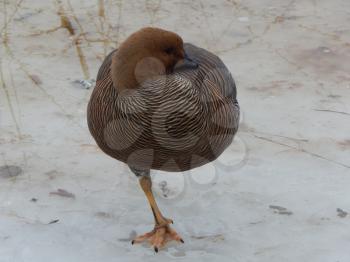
87,27,239,252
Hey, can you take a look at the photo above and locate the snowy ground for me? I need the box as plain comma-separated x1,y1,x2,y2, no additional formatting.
1,0,350,261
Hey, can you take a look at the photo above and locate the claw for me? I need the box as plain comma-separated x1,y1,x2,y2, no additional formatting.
132,223,183,252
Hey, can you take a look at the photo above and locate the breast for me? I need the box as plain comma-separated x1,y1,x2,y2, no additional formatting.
87,44,239,172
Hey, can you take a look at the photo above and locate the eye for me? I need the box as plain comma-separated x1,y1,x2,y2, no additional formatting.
164,47,175,54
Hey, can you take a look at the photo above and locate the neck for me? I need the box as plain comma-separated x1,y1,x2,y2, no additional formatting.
111,51,139,92
111,49,167,93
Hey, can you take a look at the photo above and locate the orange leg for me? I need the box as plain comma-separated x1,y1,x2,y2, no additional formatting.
132,176,184,252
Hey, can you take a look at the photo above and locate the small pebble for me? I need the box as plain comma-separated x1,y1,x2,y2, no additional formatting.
48,219,59,224
72,79,95,89
337,208,348,218
50,189,75,199
29,74,42,85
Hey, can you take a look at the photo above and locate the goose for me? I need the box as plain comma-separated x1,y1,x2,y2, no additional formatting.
87,27,239,252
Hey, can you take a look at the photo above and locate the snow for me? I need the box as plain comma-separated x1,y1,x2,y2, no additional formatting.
1,0,350,261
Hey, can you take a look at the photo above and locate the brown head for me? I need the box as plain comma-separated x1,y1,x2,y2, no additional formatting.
111,27,198,92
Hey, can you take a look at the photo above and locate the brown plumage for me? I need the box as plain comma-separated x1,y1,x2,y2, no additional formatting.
87,27,239,252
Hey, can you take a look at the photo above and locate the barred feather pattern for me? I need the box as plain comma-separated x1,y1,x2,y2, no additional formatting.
87,43,239,172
